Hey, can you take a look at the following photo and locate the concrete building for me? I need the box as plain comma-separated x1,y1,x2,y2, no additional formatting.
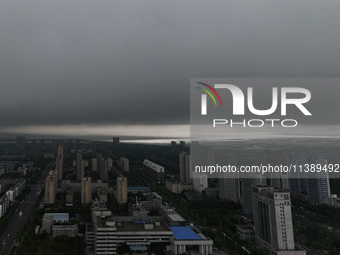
4,180,26,202
86,199,213,255
44,213,69,223
252,186,306,255
57,145,65,156
96,154,108,182
45,170,58,204
81,177,92,205
143,159,165,183
95,181,108,203
237,225,255,243
92,158,97,172
193,175,208,193
88,199,117,255
288,154,331,204
241,174,266,216
0,195,9,218
106,157,113,172
219,174,240,203
52,225,78,237
328,194,340,208
56,155,64,180
41,213,77,237
179,152,191,183
56,145,65,180
166,179,182,194
115,175,127,204
306,156,331,204
77,154,85,181
66,190,74,205
119,157,129,172
159,206,186,225
169,226,213,255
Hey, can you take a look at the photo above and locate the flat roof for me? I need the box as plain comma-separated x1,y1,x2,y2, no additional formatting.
170,226,202,240
117,222,170,232
135,220,149,223
128,186,150,189
44,213,69,221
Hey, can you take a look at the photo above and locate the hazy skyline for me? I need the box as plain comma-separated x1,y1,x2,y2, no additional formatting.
1,1,340,138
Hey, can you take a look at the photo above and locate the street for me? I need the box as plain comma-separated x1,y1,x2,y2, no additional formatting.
0,168,48,255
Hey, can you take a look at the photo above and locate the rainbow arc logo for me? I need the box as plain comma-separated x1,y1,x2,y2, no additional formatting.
196,82,222,106
196,82,222,115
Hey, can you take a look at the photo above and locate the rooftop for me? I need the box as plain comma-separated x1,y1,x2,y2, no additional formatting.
44,213,69,221
128,186,150,190
117,222,170,232
170,226,202,240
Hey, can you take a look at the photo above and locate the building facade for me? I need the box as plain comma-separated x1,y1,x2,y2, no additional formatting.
252,186,305,255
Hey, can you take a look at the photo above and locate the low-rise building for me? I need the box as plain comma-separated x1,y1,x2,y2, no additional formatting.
237,225,255,243
86,196,213,255
41,213,73,235
52,225,78,237
169,226,213,255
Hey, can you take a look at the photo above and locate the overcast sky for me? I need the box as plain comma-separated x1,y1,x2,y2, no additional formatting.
1,1,340,138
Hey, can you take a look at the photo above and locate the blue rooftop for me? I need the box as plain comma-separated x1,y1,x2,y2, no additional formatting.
170,226,202,240
135,220,149,223
127,186,150,190
45,213,69,221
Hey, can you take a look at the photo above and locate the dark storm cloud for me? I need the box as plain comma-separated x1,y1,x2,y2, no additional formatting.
1,0,340,127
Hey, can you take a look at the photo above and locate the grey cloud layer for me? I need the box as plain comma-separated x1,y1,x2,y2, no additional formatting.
1,1,340,127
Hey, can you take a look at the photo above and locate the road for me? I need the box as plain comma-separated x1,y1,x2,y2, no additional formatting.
0,168,49,255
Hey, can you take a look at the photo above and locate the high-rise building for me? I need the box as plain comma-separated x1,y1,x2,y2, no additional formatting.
81,177,92,205
288,153,308,195
212,151,240,202
143,160,165,183
219,175,240,203
56,145,65,180
179,152,191,183
241,174,266,216
306,156,331,204
58,145,65,157
106,157,113,173
0,195,9,218
16,136,26,151
192,174,208,193
119,157,129,172
92,158,97,172
77,154,84,181
269,173,289,191
252,186,306,255
288,154,331,204
97,154,108,182
45,170,58,204
56,155,64,180
89,200,117,254
55,145,64,180
115,175,127,204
